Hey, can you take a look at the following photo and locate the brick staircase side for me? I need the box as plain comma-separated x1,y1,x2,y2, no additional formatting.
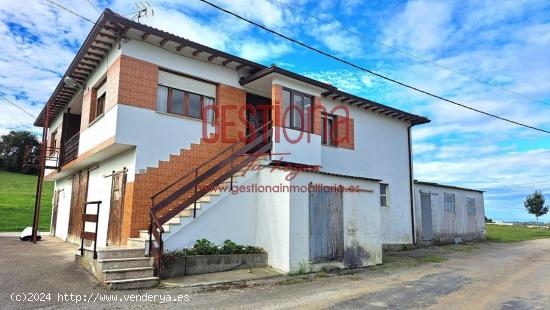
126,136,237,240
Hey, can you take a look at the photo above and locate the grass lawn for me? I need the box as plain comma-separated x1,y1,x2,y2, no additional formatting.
486,223,550,242
0,171,53,232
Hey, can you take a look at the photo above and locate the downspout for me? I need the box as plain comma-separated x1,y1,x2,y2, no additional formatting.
407,125,416,245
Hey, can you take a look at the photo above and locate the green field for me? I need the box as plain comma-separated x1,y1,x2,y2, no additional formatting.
486,223,550,242
0,171,53,232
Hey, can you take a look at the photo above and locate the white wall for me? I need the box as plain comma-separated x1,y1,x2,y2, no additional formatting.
82,149,136,248
164,173,259,251
255,169,292,271
115,104,215,172
289,172,382,271
271,128,321,166
121,40,244,89
78,104,118,155
321,97,413,245
414,183,486,243
52,177,73,240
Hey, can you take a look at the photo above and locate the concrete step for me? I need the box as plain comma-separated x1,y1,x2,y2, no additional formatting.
139,230,149,240
106,277,159,290
127,237,148,249
97,247,145,260
99,257,152,270
103,267,155,281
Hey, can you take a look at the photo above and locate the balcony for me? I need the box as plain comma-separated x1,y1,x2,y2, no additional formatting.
61,133,79,166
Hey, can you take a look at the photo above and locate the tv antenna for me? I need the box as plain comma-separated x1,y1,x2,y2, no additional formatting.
130,1,154,23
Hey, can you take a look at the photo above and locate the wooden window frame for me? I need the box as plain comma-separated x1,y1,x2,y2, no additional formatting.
49,130,57,155
95,93,105,119
162,85,213,120
321,112,338,146
282,87,313,132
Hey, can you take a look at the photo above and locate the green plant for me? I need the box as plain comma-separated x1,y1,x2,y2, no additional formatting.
194,239,221,255
291,261,310,275
162,239,265,260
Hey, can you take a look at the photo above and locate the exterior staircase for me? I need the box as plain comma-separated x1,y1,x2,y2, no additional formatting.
127,162,260,250
76,246,158,289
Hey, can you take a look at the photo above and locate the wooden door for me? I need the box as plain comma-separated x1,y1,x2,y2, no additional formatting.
107,171,127,246
67,171,89,243
51,190,60,236
309,190,344,263
421,193,433,241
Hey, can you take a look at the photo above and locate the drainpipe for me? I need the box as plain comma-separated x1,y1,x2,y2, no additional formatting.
407,125,416,245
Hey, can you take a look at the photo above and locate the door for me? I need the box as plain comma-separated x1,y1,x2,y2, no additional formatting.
51,189,61,236
107,170,127,246
67,171,89,243
246,93,271,139
309,190,344,262
421,193,433,241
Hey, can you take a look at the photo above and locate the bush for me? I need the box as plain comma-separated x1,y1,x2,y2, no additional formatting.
163,239,265,259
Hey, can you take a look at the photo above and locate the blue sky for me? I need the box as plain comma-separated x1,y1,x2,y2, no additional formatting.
0,0,549,222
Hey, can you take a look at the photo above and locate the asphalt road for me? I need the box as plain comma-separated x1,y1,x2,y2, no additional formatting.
1,236,549,309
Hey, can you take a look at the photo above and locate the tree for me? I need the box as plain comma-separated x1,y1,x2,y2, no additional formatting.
0,130,40,174
524,191,549,224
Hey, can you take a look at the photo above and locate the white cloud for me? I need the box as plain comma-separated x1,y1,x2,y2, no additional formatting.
382,0,455,53
236,41,292,62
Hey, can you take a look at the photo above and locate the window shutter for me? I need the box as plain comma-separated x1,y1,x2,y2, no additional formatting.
335,116,354,149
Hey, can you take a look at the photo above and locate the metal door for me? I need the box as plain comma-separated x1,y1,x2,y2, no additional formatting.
309,190,344,262
421,193,433,241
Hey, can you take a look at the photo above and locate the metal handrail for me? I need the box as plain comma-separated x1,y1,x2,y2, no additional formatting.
147,121,272,276
151,121,271,200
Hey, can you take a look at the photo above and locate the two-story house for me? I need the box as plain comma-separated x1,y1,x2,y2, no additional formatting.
34,9,429,287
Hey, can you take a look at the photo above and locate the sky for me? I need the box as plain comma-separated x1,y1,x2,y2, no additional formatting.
0,0,549,222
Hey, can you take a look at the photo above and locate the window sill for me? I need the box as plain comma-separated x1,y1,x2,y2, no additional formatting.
88,113,105,127
155,111,214,124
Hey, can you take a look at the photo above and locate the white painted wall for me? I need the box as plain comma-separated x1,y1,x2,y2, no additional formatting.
414,183,486,243
115,104,214,171
52,177,73,240
255,169,292,271
321,97,414,245
83,148,136,248
121,40,244,89
271,127,321,166
164,173,259,251
289,172,382,271
78,104,118,155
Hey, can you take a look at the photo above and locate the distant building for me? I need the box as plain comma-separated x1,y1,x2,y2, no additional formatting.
414,181,486,245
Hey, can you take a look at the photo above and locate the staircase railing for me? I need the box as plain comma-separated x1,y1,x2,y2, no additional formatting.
148,122,272,275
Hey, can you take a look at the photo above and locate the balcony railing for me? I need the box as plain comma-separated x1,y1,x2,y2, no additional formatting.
62,133,79,165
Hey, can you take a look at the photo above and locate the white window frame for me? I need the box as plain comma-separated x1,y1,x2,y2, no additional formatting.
380,183,390,207
444,193,456,213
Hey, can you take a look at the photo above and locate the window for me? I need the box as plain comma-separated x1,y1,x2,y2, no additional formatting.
321,113,337,146
380,183,389,207
95,93,105,118
282,88,313,132
156,85,214,120
49,130,57,155
90,78,107,123
466,197,476,215
444,193,456,213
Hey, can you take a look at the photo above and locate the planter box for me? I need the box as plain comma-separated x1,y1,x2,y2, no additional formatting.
161,253,268,278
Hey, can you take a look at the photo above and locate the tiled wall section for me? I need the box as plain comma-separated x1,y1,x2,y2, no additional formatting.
337,116,355,149
118,55,158,110
124,83,247,240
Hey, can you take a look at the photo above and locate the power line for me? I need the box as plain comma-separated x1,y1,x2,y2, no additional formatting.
0,94,36,119
487,179,550,189
199,0,550,134
267,0,550,107
84,0,101,14
44,0,95,24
